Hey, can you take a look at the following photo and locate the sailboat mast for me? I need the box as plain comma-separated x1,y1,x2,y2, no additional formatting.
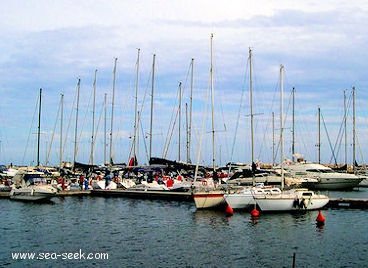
149,54,155,161
193,35,212,182
178,81,182,162
133,49,140,163
210,33,216,172
280,65,284,190
249,48,254,165
188,58,194,164
37,88,42,167
73,79,81,169
352,86,356,172
344,90,347,168
90,69,97,166
109,58,117,165
185,102,189,163
272,111,275,166
318,107,321,164
60,93,64,169
104,93,107,165
292,87,295,163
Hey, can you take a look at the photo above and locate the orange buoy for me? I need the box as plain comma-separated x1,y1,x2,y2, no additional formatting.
225,204,234,216
251,208,260,217
316,210,326,225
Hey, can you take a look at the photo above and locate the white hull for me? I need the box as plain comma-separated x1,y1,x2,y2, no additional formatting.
284,162,363,190
224,186,282,209
9,186,57,201
224,192,254,209
193,190,226,209
302,177,363,190
254,189,329,212
92,180,117,190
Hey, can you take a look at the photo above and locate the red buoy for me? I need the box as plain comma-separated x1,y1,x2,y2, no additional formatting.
251,208,260,217
225,204,234,216
316,210,326,224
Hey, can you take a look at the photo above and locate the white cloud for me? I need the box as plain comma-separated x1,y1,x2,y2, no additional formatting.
1,0,368,166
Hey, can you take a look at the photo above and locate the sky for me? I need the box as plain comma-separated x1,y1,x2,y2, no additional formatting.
1,0,368,167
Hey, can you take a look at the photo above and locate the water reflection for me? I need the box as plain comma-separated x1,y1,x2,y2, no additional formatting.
192,210,230,227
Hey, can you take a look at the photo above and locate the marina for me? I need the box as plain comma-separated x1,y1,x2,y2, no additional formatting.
1,186,368,209
0,189,367,267
1,3,368,267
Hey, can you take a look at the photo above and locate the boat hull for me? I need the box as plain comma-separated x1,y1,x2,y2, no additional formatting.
301,178,363,190
224,186,282,210
255,194,329,212
193,190,226,209
9,186,57,201
224,191,254,209
284,162,363,190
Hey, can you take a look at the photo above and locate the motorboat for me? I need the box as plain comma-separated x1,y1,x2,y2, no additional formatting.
253,188,329,212
9,170,57,201
282,161,363,190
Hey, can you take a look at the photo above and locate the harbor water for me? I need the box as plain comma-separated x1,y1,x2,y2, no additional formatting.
0,189,367,268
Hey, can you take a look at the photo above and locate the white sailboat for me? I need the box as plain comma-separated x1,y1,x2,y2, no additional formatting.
254,65,329,212
224,184,282,209
193,34,226,209
254,188,329,211
224,48,283,210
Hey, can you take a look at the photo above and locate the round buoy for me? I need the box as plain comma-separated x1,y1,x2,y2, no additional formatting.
225,204,234,216
316,210,326,225
251,208,260,217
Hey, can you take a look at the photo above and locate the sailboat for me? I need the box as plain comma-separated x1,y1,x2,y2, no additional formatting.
193,34,227,209
253,65,329,212
223,48,283,210
284,88,363,190
9,89,58,201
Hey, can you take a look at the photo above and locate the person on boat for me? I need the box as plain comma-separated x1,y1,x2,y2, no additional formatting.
62,177,66,190
213,171,219,183
105,171,111,188
79,175,84,190
84,177,89,190
166,177,174,188
252,162,257,174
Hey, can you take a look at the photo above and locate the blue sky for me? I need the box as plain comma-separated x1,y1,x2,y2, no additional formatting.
1,0,368,167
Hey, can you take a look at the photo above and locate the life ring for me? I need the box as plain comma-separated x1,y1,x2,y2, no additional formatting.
202,180,207,186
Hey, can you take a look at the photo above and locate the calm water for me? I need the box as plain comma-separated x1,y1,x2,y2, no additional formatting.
0,189,367,268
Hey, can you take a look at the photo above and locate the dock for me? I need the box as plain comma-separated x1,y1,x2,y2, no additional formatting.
91,189,193,202
57,190,91,196
326,198,368,209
